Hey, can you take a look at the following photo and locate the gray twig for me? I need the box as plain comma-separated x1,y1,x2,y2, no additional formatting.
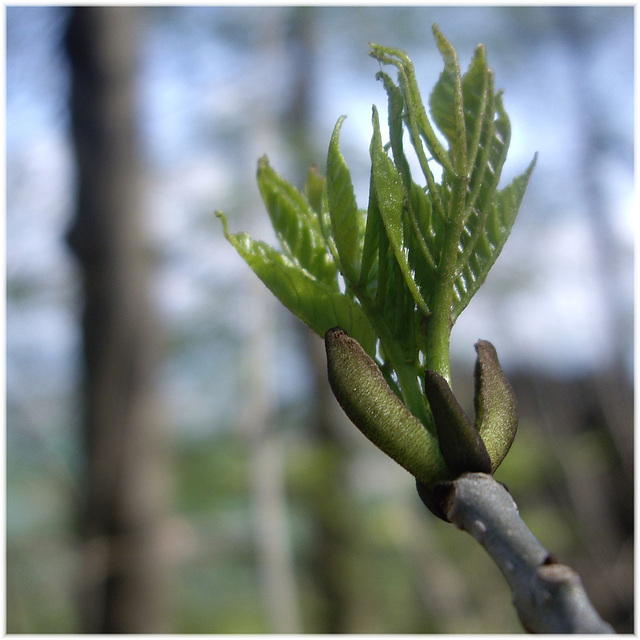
438,472,614,633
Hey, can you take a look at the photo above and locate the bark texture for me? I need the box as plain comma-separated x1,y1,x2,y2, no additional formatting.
65,7,169,633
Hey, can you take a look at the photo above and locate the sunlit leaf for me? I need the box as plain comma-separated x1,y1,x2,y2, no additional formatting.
370,106,429,316
358,170,382,295
429,24,466,175
377,71,412,186
452,154,537,319
370,41,454,179
257,156,337,287
326,116,362,286
461,44,490,179
405,181,438,307
217,212,377,356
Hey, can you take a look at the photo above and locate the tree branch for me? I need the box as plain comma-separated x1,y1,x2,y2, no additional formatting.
421,472,614,633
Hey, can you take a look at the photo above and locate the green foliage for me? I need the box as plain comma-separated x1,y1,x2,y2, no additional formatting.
219,24,533,394
218,25,534,466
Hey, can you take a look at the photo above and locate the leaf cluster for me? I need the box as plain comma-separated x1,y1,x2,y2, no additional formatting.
217,25,535,429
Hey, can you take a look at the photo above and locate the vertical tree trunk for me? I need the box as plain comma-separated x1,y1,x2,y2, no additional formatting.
241,282,302,633
241,14,304,632
65,7,169,633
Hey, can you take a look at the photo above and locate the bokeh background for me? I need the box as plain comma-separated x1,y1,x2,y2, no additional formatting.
6,5,633,633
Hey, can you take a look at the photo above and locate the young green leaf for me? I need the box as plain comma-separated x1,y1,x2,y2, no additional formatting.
326,116,363,286
370,106,429,316
369,40,454,180
429,24,467,176
460,45,491,181
217,212,377,357
376,70,412,186
356,177,378,297
376,70,440,303
461,86,507,244
452,153,537,320
404,183,439,310
257,156,337,287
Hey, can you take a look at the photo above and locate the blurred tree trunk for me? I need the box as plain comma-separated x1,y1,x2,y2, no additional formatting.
65,7,169,633
241,14,303,633
241,282,302,633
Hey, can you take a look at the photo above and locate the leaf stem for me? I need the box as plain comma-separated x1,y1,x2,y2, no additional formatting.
425,176,468,383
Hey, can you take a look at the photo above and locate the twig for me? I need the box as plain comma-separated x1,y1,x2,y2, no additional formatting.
422,472,614,633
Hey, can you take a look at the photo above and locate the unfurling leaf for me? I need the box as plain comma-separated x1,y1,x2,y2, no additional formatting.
430,23,467,176
257,156,337,287
326,116,363,285
452,153,537,320
216,212,377,356
370,106,429,316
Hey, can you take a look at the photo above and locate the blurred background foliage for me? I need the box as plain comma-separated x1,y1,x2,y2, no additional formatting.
6,5,633,633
